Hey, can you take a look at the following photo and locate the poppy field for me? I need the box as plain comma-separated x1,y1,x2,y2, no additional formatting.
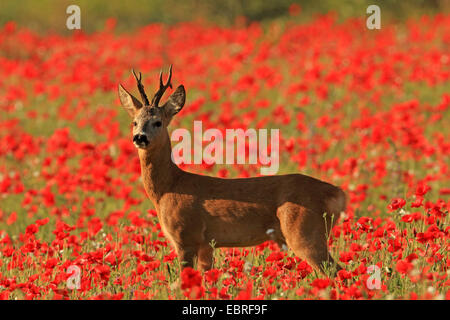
0,12,449,300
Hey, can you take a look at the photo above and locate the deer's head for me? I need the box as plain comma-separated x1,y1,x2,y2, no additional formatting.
118,66,185,149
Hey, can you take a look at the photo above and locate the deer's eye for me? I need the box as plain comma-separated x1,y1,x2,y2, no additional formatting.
132,121,137,127
153,121,162,128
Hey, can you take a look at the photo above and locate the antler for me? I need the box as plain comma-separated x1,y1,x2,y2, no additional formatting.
132,69,150,106
151,65,173,107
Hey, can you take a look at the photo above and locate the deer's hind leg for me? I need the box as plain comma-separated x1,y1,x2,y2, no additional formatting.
277,203,340,276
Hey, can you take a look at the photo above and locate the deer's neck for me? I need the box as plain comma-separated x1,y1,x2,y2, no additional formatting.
138,131,181,205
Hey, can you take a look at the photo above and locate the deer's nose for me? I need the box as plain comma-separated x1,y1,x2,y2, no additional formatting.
133,134,149,146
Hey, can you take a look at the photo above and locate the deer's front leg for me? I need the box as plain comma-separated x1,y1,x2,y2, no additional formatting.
197,245,213,272
177,246,197,270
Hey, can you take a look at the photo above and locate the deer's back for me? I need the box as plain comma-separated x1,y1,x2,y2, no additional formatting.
177,171,340,208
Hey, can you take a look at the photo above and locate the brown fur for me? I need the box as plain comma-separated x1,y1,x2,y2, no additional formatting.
118,70,347,276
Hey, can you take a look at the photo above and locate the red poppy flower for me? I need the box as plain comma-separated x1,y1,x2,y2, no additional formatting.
387,198,406,212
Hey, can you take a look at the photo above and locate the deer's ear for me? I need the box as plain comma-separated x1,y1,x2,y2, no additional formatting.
118,84,143,117
164,85,186,117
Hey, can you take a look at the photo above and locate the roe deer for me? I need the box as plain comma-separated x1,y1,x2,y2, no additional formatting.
118,66,346,275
